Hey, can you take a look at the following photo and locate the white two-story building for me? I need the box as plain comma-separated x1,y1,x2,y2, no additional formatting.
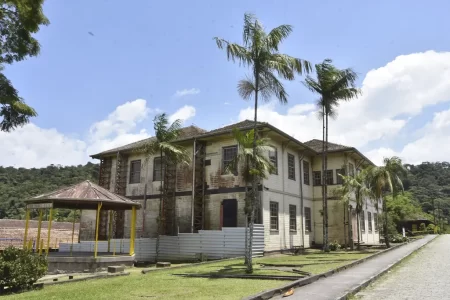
80,120,380,253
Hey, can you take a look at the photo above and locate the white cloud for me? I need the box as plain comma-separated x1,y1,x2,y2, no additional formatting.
169,105,196,124
239,50,450,165
174,88,200,98
0,99,195,168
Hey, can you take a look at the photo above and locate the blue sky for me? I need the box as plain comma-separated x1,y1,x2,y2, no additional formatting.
2,0,450,167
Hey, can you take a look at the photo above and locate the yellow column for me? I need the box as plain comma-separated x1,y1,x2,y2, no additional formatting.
36,209,43,254
94,202,102,258
130,207,136,256
23,208,30,249
71,210,76,256
46,208,53,256
108,210,113,253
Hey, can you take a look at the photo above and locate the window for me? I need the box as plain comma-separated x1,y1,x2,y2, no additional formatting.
374,213,378,232
289,205,297,231
368,212,372,232
222,145,238,175
336,168,346,184
303,161,310,185
153,157,165,181
304,207,312,232
129,160,141,184
313,171,321,186
270,202,279,231
268,147,278,174
326,170,333,185
349,163,355,177
360,211,365,232
287,153,295,180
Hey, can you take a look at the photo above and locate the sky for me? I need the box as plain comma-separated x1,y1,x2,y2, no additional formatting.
2,0,450,168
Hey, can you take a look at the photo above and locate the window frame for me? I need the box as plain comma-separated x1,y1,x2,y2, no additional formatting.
336,168,346,185
222,145,238,175
129,160,141,184
304,207,312,232
349,163,355,177
153,157,164,182
270,201,279,231
313,171,321,186
326,170,333,185
289,204,297,231
287,153,295,180
303,161,310,185
374,213,379,232
368,212,373,232
268,146,278,175
360,211,365,232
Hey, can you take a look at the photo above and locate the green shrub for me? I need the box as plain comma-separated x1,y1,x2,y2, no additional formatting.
419,223,426,231
0,246,48,291
389,234,408,243
329,240,341,251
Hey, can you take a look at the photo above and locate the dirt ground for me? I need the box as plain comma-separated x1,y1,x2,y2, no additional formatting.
0,219,80,250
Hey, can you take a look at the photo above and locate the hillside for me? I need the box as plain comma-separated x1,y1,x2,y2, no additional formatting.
0,163,99,221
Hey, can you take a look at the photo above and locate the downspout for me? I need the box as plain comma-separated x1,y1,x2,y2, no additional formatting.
298,150,305,249
191,139,196,233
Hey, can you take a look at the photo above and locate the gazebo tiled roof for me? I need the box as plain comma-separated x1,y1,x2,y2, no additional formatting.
25,180,140,210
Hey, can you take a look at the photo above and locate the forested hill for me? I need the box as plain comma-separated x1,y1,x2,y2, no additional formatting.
0,163,99,220
404,162,450,222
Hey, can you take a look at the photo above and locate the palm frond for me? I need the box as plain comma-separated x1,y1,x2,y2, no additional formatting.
259,70,288,103
237,78,256,100
266,24,293,51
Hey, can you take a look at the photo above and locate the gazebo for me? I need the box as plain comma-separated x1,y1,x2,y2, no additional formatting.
23,180,140,272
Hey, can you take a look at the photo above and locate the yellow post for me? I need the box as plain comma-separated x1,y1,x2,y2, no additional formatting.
46,208,53,256
113,240,116,256
28,239,32,250
23,208,30,249
36,209,43,254
94,202,102,258
39,239,43,256
108,210,113,253
71,209,76,256
130,207,136,256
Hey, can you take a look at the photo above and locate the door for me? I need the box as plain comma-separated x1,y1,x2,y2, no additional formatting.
222,199,237,227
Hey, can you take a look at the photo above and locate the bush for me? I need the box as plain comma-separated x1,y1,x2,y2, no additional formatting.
426,224,435,233
0,247,47,291
419,223,426,231
389,234,408,243
329,240,341,251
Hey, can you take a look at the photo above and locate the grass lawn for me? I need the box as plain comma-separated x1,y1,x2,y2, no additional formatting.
4,249,378,300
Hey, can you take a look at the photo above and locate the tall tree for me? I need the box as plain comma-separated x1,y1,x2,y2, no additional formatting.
0,0,49,131
140,113,190,261
303,59,360,251
214,13,311,273
336,170,373,250
367,156,407,248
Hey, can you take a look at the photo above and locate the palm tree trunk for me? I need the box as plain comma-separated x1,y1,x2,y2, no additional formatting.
247,68,260,274
383,197,390,248
321,106,326,251
244,158,249,265
356,206,361,250
324,109,329,252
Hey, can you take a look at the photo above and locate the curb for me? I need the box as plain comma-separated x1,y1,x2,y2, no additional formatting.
335,235,438,300
34,272,130,287
244,242,408,300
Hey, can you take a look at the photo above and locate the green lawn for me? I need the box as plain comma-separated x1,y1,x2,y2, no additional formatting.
4,250,377,300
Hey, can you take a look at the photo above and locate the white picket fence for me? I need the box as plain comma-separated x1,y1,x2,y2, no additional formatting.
59,225,264,262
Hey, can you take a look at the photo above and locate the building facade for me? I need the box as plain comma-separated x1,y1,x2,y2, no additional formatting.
80,120,380,252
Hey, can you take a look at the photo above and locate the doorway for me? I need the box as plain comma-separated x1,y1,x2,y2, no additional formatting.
222,199,237,227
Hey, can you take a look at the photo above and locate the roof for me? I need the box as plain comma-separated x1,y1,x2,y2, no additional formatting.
25,180,140,210
91,125,207,158
204,120,267,135
304,139,353,152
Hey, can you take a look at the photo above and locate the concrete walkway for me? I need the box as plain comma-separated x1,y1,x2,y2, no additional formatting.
273,235,437,300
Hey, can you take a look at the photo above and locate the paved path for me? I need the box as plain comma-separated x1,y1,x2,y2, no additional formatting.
355,235,448,300
273,235,436,300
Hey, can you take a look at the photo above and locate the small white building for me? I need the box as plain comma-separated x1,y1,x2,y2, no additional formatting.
80,120,380,255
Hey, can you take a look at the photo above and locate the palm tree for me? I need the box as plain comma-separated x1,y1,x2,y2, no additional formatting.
336,170,373,250
214,12,311,272
303,59,360,251
224,128,275,272
366,157,406,248
140,113,190,261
